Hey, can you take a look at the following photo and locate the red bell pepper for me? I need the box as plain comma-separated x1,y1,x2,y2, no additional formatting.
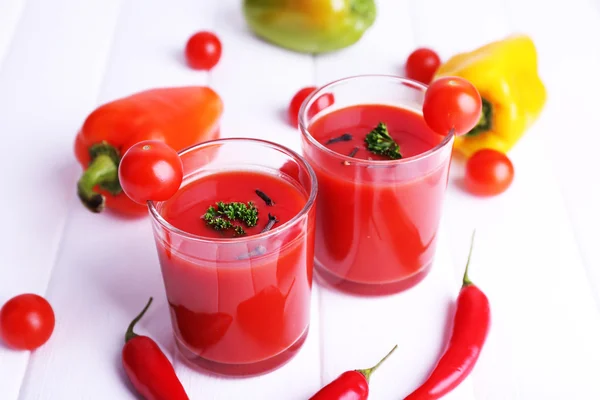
74,86,223,215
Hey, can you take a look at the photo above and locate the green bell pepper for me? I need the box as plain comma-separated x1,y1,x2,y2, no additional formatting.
243,0,377,54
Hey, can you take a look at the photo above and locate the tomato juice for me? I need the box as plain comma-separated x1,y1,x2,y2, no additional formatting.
299,76,454,295
149,139,317,376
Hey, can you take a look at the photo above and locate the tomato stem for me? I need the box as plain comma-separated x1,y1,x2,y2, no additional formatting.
357,344,398,383
77,142,122,213
125,297,153,343
462,230,476,287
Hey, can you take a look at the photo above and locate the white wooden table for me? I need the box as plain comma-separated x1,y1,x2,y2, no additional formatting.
1,0,599,398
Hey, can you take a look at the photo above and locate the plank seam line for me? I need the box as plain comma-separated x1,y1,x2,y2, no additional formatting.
15,195,76,400
1,1,34,396
406,0,418,45
316,286,325,386
0,0,28,77
550,165,600,312
7,0,61,396
14,0,126,397
311,51,325,386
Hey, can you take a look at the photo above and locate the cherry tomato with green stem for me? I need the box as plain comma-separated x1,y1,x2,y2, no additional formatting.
185,31,222,70
465,149,514,196
0,294,55,350
405,47,441,84
288,86,334,128
423,76,482,136
118,140,183,205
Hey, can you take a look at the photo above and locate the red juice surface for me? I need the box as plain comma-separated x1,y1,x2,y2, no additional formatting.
155,170,314,371
164,171,304,238
304,104,450,293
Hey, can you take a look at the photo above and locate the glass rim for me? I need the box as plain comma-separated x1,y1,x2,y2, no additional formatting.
298,74,455,167
147,137,318,244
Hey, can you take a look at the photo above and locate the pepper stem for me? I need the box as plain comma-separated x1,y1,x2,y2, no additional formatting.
466,98,492,137
463,230,476,287
77,142,121,213
357,344,398,383
125,297,153,343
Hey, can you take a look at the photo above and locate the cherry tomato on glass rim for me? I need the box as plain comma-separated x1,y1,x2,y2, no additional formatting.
288,86,334,128
118,140,183,205
185,31,222,70
0,294,55,350
423,76,482,136
405,47,441,84
465,149,514,196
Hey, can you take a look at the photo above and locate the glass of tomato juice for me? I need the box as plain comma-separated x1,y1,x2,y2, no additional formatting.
148,138,317,376
299,75,454,296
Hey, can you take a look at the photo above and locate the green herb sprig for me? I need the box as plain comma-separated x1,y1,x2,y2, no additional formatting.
365,122,402,160
203,201,258,236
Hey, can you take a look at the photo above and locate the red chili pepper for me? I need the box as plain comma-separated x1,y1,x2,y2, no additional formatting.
405,233,490,400
310,344,398,400
122,297,189,400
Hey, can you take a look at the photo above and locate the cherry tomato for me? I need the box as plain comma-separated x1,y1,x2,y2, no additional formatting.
465,149,514,196
288,86,334,128
185,31,222,70
0,294,55,350
118,140,183,205
423,76,482,136
405,48,441,84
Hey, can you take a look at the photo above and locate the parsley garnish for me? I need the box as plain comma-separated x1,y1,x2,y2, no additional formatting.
203,201,258,236
364,122,402,160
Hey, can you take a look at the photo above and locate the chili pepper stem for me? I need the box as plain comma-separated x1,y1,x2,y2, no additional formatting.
462,230,476,287
125,297,153,343
357,344,398,383
77,153,120,213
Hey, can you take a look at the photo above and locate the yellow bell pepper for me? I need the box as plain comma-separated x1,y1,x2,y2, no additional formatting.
434,35,547,158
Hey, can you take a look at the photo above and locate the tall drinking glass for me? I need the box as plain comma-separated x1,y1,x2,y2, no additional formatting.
148,138,317,376
299,75,454,296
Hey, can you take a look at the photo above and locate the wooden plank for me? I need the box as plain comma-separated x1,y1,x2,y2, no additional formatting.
442,129,600,398
410,1,600,398
410,0,511,59
0,0,25,66
506,0,600,66
97,0,211,100
479,2,600,396
210,0,314,150
313,1,478,399
0,0,122,399
16,0,217,397
17,0,321,398
180,1,321,398
507,0,600,310
537,61,600,310
17,213,159,399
